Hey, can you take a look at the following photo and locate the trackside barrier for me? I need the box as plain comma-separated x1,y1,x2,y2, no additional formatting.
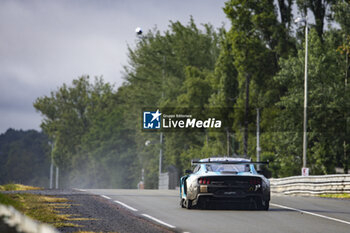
158,166,179,190
270,174,350,195
159,172,170,190
0,204,59,233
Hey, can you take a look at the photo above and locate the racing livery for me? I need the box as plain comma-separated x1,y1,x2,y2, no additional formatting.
180,157,270,210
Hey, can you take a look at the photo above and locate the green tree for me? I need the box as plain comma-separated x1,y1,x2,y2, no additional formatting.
332,0,350,173
0,129,50,187
122,19,222,187
223,0,291,157
277,0,294,29
297,0,336,40
270,28,345,176
34,76,138,188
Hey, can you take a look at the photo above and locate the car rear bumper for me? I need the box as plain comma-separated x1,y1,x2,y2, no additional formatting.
194,193,266,208
192,185,269,207
197,192,265,200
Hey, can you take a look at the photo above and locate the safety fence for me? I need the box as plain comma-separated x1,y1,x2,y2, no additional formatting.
158,165,179,190
270,174,350,195
0,204,58,233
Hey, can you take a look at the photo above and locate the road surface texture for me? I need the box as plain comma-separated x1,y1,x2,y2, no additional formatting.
84,189,350,233
1,189,173,233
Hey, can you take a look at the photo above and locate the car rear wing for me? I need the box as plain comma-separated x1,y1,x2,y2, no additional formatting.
191,159,269,166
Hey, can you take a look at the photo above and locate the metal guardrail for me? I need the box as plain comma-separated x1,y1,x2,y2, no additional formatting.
270,174,350,195
0,204,58,233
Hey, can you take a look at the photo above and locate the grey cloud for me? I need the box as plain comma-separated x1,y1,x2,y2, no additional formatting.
0,0,228,134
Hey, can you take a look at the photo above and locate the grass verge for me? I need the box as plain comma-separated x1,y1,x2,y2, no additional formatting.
0,183,43,191
319,193,350,199
0,188,97,228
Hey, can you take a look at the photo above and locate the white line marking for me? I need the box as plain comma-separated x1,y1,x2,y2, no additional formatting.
101,195,111,200
142,214,176,229
74,188,86,192
114,200,138,212
271,203,350,225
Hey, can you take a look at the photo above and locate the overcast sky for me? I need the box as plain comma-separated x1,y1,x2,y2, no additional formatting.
0,0,230,134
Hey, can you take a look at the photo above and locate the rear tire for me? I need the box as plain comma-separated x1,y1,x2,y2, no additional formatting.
180,198,185,208
258,200,269,210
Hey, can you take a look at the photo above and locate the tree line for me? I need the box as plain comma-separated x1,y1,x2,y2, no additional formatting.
30,0,350,189
0,129,50,187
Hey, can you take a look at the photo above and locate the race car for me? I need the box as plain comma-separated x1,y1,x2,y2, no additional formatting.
180,157,270,210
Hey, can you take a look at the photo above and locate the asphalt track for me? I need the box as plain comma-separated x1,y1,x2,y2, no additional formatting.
83,189,350,233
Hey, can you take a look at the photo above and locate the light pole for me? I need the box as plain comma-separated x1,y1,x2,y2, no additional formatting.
159,55,165,177
136,27,165,186
56,167,59,189
295,17,309,175
48,141,53,189
256,108,261,171
159,132,163,176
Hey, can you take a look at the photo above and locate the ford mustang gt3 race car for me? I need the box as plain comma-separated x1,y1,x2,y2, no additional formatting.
180,157,270,210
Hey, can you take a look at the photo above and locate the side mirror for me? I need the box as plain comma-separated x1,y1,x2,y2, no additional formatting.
185,169,192,174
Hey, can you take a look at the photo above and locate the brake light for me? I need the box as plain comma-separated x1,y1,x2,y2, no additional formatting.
199,178,211,185
249,177,261,185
